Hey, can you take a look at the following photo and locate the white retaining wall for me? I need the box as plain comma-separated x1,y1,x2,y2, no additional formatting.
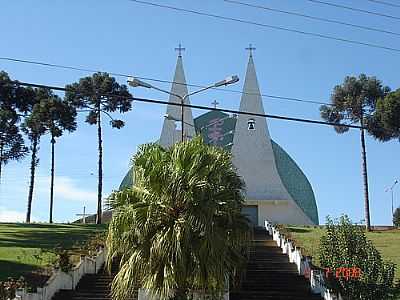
13,248,106,300
264,220,343,300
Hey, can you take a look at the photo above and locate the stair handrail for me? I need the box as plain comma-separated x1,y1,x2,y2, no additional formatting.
264,220,343,300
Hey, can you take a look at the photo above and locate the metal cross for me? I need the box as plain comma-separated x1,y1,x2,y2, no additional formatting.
76,206,89,224
245,43,256,57
211,100,219,108
175,43,186,57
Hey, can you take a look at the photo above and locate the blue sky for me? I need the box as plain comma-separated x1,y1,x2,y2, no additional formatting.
0,0,399,224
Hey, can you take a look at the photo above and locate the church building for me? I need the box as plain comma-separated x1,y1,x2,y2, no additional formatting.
120,47,319,226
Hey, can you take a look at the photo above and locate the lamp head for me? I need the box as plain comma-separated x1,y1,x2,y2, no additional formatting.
127,77,152,88
214,75,239,87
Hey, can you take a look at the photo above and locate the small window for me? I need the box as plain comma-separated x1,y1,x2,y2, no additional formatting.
248,118,255,130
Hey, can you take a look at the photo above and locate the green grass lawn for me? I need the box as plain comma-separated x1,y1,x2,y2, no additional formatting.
283,225,400,280
0,223,107,281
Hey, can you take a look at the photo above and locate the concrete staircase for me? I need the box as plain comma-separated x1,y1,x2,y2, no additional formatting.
52,227,323,300
230,227,324,300
52,261,137,300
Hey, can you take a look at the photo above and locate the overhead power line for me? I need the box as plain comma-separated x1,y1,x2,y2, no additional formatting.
0,56,332,106
14,81,365,130
306,0,400,20
224,0,400,37
366,0,400,8
127,0,400,53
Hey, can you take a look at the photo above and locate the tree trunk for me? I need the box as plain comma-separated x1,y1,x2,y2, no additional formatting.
96,106,103,224
360,123,371,231
26,138,38,223
49,135,56,224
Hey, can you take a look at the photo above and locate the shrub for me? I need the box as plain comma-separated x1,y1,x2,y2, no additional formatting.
53,248,73,273
0,278,24,300
319,215,398,299
393,207,400,228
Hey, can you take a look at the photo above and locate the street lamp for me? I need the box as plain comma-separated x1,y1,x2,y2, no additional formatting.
385,180,398,225
128,75,239,141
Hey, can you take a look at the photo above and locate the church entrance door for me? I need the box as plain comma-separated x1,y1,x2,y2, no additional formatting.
242,205,258,226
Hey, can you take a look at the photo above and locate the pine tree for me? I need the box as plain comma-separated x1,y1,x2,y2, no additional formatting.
320,74,390,231
0,71,31,183
21,88,51,223
31,93,77,223
65,73,132,224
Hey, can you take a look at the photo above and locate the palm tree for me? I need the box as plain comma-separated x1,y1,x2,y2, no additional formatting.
65,73,133,224
320,74,390,231
106,137,250,300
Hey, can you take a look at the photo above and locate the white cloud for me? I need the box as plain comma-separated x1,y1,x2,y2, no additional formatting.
36,176,97,202
0,207,26,222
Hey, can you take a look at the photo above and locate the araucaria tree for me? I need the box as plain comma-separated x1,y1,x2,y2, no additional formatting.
319,215,398,299
32,93,77,223
320,74,390,231
106,137,250,300
0,71,29,183
369,88,400,142
0,111,27,182
21,88,51,223
65,73,132,224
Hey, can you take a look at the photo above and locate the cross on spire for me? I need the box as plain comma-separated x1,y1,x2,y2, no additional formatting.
245,43,256,57
175,43,186,57
211,100,219,108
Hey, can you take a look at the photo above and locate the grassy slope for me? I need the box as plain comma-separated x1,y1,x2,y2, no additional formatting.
0,223,106,281
284,226,400,280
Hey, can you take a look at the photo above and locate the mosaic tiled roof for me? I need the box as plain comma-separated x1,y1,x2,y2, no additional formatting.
119,110,319,224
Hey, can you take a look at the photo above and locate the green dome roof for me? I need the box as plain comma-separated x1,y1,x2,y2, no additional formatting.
119,111,319,224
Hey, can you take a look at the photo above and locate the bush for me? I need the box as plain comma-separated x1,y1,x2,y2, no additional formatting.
319,215,398,299
0,278,24,300
53,248,73,273
393,207,400,228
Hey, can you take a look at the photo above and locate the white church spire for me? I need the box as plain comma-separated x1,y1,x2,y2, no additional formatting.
231,47,288,201
159,45,195,148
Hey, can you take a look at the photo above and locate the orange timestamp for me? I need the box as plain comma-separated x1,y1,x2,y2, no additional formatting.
325,267,362,280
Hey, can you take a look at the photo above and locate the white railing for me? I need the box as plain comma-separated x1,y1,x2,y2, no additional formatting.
264,220,343,300
13,247,107,300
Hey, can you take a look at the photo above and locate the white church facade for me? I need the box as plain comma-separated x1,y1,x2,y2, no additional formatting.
120,48,319,226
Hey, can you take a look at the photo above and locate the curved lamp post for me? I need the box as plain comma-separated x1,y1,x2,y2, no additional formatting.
128,76,239,141
385,180,398,225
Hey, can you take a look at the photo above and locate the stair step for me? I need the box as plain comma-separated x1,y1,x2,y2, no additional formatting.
53,232,322,300
231,232,323,300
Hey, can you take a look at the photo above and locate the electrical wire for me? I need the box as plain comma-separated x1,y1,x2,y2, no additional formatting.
224,0,400,37
366,0,400,8
305,0,400,20
125,0,400,53
14,81,365,130
0,56,332,106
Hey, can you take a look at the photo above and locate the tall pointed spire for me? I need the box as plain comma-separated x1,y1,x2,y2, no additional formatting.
231,47,314,225
159,46,195,148
232,49,288,201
